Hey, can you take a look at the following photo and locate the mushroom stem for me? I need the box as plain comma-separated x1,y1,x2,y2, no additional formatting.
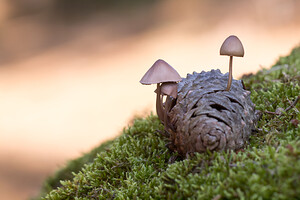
160,95,165,122
164,95,171,130
156,83,165,123
226,56,233,91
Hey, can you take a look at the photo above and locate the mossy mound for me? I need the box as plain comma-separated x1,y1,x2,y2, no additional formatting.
38,46,299,200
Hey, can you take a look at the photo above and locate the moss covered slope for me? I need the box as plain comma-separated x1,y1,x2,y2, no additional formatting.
40,47,299,200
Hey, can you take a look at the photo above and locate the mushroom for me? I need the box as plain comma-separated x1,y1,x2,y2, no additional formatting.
160,82,178,131
159,82,178,99
220,35,244,91
154,82,178,120
140,59,181,123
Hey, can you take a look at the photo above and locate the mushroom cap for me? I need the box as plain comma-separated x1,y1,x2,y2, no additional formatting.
155,82,178,98
220,35,244,57
140,59,182,85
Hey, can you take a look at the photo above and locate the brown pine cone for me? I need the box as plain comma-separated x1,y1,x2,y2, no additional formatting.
167,69,258,157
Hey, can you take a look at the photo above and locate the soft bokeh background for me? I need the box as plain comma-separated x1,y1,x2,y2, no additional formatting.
0,0,299,199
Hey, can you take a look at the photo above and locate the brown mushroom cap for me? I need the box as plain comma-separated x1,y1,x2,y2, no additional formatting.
140,59,182,85
155,82,178,98
220,35,244,57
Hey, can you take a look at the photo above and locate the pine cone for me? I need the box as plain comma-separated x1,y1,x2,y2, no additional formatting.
167,69,258,157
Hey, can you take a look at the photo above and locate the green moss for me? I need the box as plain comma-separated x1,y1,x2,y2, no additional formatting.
38,46,300,200
34,140,114,199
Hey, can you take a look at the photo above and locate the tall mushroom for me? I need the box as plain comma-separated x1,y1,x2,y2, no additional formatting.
140,59,181,123
220,35,244,91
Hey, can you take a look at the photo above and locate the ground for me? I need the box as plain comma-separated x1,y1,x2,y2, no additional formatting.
35,46,299,199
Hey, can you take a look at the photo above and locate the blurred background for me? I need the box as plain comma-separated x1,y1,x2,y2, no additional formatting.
0,0,299,199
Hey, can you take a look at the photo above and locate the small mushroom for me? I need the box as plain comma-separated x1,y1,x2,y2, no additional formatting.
140,59,181,123
155,82,178,98
220,35,244,91
160,82,178,131
154,82,178,120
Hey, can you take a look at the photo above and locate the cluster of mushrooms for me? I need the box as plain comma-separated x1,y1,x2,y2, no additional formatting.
140,59,182,131
140,35,244,128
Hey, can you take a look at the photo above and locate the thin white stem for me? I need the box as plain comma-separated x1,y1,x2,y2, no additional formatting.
226,56,233,91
